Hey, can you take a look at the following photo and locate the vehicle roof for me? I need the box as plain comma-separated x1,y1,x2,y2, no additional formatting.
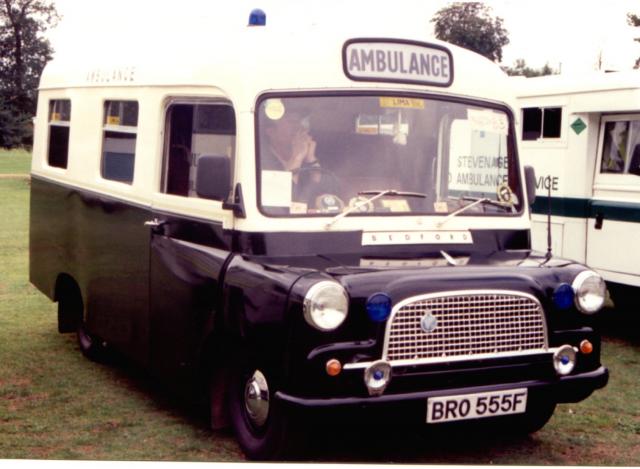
39,24,515,110
510,70,640,98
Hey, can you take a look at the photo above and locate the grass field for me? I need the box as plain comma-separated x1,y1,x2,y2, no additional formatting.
0,148,31,175
1,149,640,463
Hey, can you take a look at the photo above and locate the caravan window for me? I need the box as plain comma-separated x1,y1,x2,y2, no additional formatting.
162,103,236,197
101,100,139,184
522,107,562,140
600,118,640,175
47,100,71,169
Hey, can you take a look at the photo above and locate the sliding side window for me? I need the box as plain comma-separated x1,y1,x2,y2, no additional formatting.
163,103,236,198
522,107,562,141
47,100,71,169
101,100,139,184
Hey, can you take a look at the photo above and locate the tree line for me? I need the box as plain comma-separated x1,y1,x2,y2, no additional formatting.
0,2,639,149
433,2,640,76
0,0,57,148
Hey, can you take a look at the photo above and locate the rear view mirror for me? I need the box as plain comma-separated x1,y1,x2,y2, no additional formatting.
524,165,536,206
195,155,231,201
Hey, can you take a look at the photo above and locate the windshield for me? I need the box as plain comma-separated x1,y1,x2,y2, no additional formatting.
257,95,521,217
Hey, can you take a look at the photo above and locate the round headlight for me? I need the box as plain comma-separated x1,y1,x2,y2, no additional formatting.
572,270,606,314
303,281,349,331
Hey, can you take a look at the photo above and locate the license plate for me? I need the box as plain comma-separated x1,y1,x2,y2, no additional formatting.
427,388,528,423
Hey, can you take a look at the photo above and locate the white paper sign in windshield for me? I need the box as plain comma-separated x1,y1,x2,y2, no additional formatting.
344,40,453,86
448,111,510,194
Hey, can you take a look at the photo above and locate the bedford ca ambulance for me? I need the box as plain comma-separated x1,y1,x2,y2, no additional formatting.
29,16,608,460
514,71,640,309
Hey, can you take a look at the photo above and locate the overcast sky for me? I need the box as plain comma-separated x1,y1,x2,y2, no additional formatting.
47,0,640,73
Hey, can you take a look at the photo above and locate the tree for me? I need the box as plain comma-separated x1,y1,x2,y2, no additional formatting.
431,2,509,63
0,97,30,147
502,59,557,77
628,13,640,69
0,0,58,148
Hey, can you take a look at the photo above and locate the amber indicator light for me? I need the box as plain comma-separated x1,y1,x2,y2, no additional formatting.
326,359,342,376
580,340,593,355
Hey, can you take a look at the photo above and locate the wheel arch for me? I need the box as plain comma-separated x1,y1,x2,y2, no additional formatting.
54,273,84,333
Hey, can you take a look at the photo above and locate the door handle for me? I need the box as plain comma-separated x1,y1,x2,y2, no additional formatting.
144,218,163,227
144,218,167,233
594,213,604,230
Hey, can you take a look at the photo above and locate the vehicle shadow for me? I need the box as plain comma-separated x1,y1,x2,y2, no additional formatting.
70,337,543,463
594,306,640,346
307,420,543,463
61,334,242,453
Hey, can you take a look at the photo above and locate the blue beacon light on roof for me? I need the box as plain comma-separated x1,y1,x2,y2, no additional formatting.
248,9,266,26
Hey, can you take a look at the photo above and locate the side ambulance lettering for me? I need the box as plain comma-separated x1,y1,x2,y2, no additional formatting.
535,175,559,192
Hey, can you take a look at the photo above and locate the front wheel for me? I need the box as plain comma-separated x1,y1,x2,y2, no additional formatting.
228,361,304,460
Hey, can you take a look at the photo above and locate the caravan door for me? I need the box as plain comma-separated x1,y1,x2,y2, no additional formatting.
587,114,640,287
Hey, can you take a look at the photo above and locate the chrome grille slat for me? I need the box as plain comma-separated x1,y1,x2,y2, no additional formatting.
383,291,547,363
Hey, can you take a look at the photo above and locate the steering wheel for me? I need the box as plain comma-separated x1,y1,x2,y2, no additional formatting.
294,166,344,212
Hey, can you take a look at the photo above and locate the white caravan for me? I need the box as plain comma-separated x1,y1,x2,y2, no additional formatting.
513,71,640,304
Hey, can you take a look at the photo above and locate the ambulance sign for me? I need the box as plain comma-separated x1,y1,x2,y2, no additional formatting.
343,39,453,86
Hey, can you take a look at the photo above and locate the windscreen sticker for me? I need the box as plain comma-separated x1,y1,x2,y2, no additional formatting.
496,183,516,206
433,201,449,213
264,98,285,120
362,230,473,246
290,202,308,214
381,199,410,212
379,97,425,109
348,196,375,213
467,109,508,136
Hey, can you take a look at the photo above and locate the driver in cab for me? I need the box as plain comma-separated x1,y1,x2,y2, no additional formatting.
260,101,341,212
262,109,321,179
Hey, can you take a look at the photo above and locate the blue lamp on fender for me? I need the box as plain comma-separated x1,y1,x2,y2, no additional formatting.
366,293,392,322
553,283,574,310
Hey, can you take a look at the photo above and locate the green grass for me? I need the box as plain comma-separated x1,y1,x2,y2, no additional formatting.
1,160,640,462
0,168,242,461
0,148,31,175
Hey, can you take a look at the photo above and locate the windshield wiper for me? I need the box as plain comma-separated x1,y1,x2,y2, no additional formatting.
324,189,427,230
436,196,513,228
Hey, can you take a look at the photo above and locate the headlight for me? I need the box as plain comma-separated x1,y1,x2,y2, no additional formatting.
572,270,606,314
303,281,349,331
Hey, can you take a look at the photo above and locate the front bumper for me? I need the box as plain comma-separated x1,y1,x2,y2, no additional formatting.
275,366,608,411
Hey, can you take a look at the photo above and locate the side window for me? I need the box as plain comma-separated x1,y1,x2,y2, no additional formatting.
163,102,236,198
601,119,640,175
48,100,71,168
102,100,138,184
522,107,562,141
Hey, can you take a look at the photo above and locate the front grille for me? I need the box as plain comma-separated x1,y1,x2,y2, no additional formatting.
383,291,547,364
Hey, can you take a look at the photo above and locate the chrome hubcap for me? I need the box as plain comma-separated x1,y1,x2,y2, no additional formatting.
244,370,269,428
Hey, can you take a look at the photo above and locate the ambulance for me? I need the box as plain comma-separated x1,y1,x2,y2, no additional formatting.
29,11,608,460
513,71,640,309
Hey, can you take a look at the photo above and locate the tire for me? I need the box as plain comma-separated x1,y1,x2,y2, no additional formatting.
77,321,107,363
228,358,305,460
